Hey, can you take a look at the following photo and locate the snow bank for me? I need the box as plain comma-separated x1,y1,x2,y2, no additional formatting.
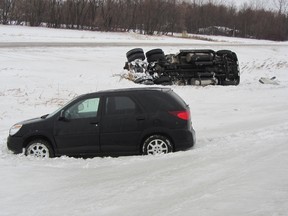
2,24,287,45
0,26,288,216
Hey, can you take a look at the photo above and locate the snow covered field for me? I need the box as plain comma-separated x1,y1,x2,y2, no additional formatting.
0,25,288,216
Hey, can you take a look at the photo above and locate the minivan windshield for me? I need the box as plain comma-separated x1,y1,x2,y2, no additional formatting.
46,96,80,119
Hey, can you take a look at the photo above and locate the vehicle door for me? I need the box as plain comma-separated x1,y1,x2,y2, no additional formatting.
54,96,101,155
100,94,145,154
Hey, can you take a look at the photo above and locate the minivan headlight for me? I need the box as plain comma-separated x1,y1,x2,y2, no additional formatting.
9,124,22,136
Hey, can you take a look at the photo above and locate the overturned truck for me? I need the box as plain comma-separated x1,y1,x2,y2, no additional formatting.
123,48,240,86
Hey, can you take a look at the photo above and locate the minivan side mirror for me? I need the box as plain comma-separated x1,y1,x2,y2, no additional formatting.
58,110,69,121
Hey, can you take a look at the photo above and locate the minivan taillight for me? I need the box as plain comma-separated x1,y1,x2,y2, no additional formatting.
169,111,190,120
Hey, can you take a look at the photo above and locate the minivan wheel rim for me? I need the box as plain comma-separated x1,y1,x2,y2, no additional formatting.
27,143,49,158
147,139,169,155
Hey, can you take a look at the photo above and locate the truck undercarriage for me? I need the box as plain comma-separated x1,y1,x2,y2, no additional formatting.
123,48,240,86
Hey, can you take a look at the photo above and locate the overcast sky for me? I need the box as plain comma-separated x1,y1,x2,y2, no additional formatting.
224,0,275,9
188,0,278,11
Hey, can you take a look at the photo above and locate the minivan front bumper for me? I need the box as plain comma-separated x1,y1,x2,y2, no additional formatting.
7,136,24,154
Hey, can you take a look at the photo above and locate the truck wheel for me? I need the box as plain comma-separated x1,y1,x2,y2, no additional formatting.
127,53,145,62
126,48,144,58
146,48,164,57
216,50,238,61
147,53,166,63
126,48,145,62
142,135,173,155
25,139,54,158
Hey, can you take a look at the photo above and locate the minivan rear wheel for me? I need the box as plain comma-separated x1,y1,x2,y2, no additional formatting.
143,135,173,155
25,139,53,158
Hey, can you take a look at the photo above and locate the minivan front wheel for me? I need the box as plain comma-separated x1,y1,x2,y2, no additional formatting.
143,135,173,155
25,139,53,158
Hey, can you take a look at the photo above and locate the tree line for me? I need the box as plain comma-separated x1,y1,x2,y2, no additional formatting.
0,0,287,41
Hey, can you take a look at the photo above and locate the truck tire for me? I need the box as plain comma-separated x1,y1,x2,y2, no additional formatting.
126,48,144,58
216,50,238,61
127,52,145,62
146,49,164,58
147,53,166,63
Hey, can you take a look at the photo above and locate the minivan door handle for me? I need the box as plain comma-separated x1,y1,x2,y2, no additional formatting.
136,116,145,121
90,122,99,126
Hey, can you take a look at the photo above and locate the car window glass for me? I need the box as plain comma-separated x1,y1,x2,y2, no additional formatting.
105,96,136,115
138,92,181,112
168,91,188,108
65,98,99,119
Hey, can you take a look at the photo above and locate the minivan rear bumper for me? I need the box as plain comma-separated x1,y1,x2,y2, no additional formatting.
172,128,196,151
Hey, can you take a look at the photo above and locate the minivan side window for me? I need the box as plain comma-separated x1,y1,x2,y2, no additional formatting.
105,96,136,115
65,98,100,119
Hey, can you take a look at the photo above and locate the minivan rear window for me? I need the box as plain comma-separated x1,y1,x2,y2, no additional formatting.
137,90,186,112
168,90,188,108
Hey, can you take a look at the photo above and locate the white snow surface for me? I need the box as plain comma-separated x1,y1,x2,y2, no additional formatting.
0,25,288,216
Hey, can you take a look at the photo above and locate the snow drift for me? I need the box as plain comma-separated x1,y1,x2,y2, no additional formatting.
0,25,288,216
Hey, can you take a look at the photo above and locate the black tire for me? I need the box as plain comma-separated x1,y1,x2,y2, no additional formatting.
25,139,54,158
216,50,238,61
126,48,144,58
147,53,166,63
154,76,171,85
127,52,145,62
142,135,173,155
216,50,232,56
146,49,164,57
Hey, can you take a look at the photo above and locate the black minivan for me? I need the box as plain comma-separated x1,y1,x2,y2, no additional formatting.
7,87,195,158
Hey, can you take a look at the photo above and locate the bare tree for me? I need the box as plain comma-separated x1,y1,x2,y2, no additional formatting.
19,0,48,26
0,0,15,24
0,0,287,41
47,0,64,28
274,0,288,14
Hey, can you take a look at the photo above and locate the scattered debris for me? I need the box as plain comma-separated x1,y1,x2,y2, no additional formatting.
259,76,279,85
